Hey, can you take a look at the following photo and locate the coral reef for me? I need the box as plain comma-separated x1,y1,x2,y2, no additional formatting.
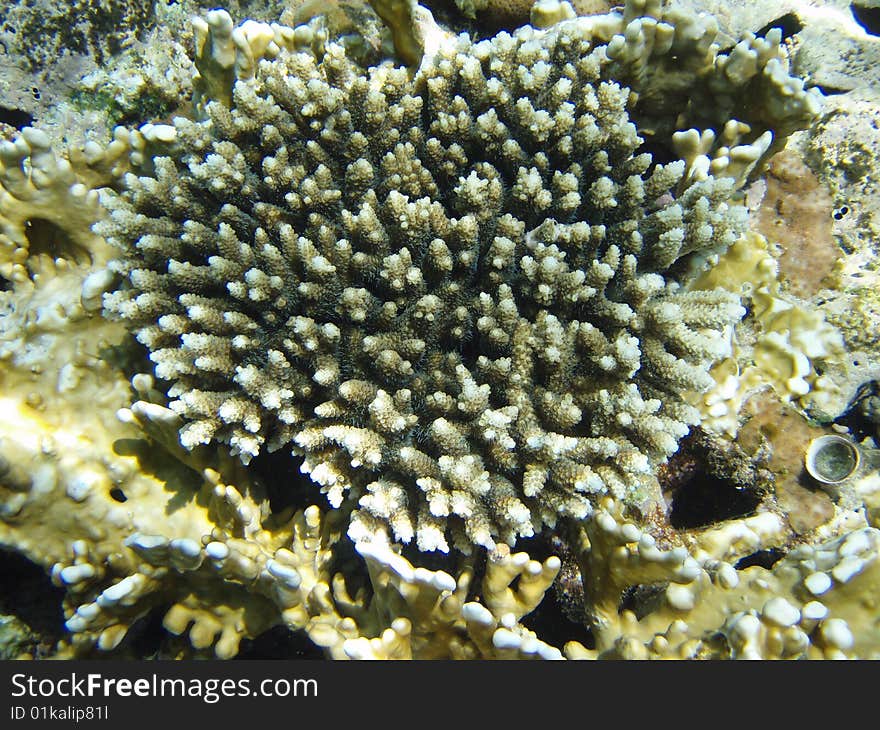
564,499,880,659
1,0,880,662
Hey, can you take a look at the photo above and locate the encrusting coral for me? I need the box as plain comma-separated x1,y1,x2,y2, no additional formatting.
96,0,822,554
690,231,852,434
0,128,114,285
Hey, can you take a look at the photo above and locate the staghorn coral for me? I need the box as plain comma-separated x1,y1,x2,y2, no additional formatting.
94,1,828,555
0,127,568,659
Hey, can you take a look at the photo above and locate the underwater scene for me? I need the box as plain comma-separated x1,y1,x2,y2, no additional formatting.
0,0,879,660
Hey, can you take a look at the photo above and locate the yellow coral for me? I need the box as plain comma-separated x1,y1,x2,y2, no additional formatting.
0,128,112,284
691,232,849,434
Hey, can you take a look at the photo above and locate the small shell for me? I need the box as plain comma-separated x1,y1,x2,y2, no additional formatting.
804,435,860,485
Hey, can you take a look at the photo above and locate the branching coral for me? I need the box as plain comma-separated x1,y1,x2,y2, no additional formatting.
95,1,825,554
318,540,562,659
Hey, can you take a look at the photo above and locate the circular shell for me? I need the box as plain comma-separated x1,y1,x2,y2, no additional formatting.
804,435,860,485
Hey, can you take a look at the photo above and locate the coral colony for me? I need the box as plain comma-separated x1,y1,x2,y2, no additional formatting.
1,0,880,659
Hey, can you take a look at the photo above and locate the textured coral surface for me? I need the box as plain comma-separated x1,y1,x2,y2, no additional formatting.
100,12,763,553
1,0,880,661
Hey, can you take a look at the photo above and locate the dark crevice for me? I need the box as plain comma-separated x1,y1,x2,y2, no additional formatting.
757,13,804,41
852,3,880,36
248,449,316,514
661,429,769,530
834,380,880,447
635,138,679,174
236,625,326,659
618,582,667,621
735,548,785,570
517,531,593,650
813,85,849,97
328,533,370,602
114,606,170,657
520,579,593,650
0,105,33,129
669,472,762,529
400,542,461,573
0,550,66,652
24,218,91,266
